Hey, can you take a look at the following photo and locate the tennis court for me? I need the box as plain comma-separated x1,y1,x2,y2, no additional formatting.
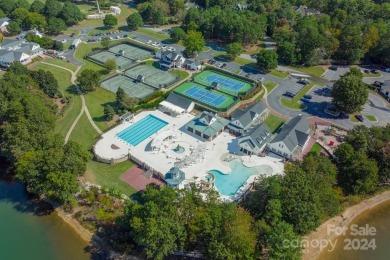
109,44,152,61
89,51,135,69
174,82,236,110
101,75,156,99
124,65,177,88
194,70,253,95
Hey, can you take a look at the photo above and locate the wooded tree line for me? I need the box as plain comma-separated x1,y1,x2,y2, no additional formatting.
0,0,84,35
0,63,88,204
175,0,390,66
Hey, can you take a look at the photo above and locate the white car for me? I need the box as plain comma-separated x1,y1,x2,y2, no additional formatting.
167,47,176,51
147,40,152,44
61,39,67,43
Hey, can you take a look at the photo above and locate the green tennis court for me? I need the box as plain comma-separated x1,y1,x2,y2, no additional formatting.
174,82,236,110
101,75,156,99
194,70,253,96
89,51,135,69
109,44,152,61
124,65,177,88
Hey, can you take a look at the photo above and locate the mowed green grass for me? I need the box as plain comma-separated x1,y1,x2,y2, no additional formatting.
264,81,278,94
55,95,82,138
44,58,78,72
84,87,117,131
270,69,289,79
263,114,286,133
136,27,170,41
74,42,106,74
31,63,72,94
78,5,134,27
85,160,137,196
365,114,377,121
310,143,323,154
280,82,316,110
69,114,100,152
287,66,325,78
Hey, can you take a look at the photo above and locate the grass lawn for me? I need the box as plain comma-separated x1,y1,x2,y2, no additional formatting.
365,114,377,121
350,115,359,123
84,87,117,131
136,27,170,41
280,82,316,110
255,90,265,101
55,96,82,138
362,72,381,78
44,58,77,72
74,42,106,74
31,63,72,94
287,66,325,77
264,81,278,94
263,114,286,133
85,160,137,196
64,28,80,37
310,143,322,154
144,60,159,68
78,5,134,27
234,56,254,66
170,69,190,81
270,69,289,79
69,114,100,152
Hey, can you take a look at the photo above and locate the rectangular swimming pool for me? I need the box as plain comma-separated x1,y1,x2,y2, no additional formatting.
116,114,168,146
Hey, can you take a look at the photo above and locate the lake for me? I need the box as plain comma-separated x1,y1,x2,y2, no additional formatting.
0,180,90,260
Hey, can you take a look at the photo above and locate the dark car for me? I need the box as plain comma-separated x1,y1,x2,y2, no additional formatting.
371,69,378,73
329,65,338,71
355,114,364,122
284,91,295,98
300,97,310,103
298,78,310,85
303,94,312,100
70,33,75,37
364,69,370,73
221,63,227,68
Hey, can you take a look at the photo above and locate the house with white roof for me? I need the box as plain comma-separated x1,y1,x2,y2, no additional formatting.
156,50,186,69
0,39,42,67
0,17,10,33
159,92,195,116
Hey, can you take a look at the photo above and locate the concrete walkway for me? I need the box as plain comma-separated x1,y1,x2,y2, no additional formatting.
40,61,103,143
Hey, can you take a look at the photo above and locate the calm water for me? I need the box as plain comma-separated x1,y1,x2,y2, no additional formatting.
0,180,90,260
319,200,390,260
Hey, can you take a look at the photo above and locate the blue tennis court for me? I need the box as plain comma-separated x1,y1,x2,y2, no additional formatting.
206,74,244,92
184,86,227,107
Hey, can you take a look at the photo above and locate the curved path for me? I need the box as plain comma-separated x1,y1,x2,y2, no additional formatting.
40,62,103,143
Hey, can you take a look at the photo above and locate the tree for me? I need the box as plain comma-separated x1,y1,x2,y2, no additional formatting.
126,13,143,31
101,37,110,49
77,69,100,93
257,49,278,71
45,172,79,204
267,221,302,260
30,69,59,98
277,42,297,65
10,8,29,24
104,59,117,72
331,74,368,113
103,14,117,27
25,12,47,31
6,21,21,35
60,1,83,25
30,0,45,13
170,27,186,43
116,87,125,106
104,105,115,121
46,17,67,35
226,42,242,60
8,62,29,75
44,0,63,18
183,30,205,56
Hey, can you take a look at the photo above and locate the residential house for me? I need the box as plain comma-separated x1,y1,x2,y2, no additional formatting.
267,115,311,159
159,92,195,116
238,123,272,155
228,100,269,134
16,29,43,40
0,39,43,67
183,59,202,70
237,3,248,11
380,80,390,100
295,5,321,16
0,17,10,33
185,111,230,141
156,50,185,70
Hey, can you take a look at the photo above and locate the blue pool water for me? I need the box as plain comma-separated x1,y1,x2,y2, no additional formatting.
116,114,168,146
210,159,273,196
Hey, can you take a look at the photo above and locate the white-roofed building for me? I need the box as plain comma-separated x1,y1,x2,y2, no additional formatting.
159,92,194,116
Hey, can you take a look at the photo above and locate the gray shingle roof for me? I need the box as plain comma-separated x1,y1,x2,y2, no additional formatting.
231,100,268,129
186,111,229,137
166,92,193,110
269,115,310,152
0,17,10,25
239,123,272,150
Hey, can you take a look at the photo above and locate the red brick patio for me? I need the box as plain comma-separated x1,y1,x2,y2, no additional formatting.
120,165,164,191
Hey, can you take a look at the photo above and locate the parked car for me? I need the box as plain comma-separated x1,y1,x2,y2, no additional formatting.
298,78,310,85
355,114,364,122
385,68,390,72
61,39,66,43
70,33,75,37
123,34,128,38
303,94,312,99
371,69,378,73
221,63,227,68
284,91,295,98
300,97,310,103
258,77,265,82
329,65,338,70
364,69,370,73
147,40,152,44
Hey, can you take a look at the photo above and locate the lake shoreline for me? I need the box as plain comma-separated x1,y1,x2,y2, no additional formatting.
302,190,390,260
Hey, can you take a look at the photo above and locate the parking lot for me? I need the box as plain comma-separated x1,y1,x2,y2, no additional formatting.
321,67,350,81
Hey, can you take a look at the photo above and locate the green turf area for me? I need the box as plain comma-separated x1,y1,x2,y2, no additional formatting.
144,60,159,68
84,87,117,131
280,82,316,110
234,57,253,66
362,72,381,78
170,69,190,81
270,69,289,79
79,5,134,27
136,27,170,41
69,114,100,151
194,70,254,96
263,114,286,133
56,96,82,138
365,114,377,121
350,115,359,123
31,63,72,94
64,28,80,37
74,42,106,74
174,82,236,110
264,81,278,94
287,66,325,77
310,143,322,154
44,58,77,72
85,160,136,196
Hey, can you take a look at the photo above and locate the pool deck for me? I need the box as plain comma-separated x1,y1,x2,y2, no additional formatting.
94,110,284,199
